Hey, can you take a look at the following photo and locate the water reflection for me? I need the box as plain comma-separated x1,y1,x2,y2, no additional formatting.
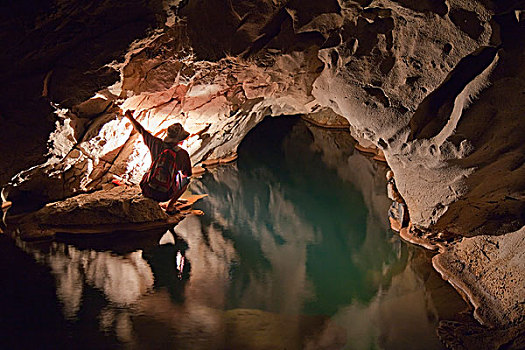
11,117,464,349
145,229,191,302
16,239,154,344
17,241,154,318
188,118,404,315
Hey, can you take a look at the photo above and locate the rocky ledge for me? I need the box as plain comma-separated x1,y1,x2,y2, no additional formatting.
11,186,206,241
376,153,524,347
433,227,525,328
387,215,524,334
1,0,524,347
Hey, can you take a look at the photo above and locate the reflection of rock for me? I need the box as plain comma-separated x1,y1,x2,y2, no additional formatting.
9,127,464,348
1,0,524,345
134,212,346,349
188,165,318,314
225,309,343,350
304,123,391,227
303,122,401,281
306,247,467,350
134,290,343,350
181,121,460,348
16,239,154,321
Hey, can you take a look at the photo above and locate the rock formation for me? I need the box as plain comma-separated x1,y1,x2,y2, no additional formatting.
1,0,524,344
13,186,171,240
434,227,525,327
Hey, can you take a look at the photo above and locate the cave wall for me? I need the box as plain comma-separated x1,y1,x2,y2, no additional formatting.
0,0,165,184
1,0,524,237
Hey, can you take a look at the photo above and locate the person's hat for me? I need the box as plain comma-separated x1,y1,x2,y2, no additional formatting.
164,123,190,144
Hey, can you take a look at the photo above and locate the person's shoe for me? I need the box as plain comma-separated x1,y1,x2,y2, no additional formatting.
166,208,180,216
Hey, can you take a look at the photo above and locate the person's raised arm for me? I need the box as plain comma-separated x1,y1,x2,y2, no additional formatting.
122,110,148,136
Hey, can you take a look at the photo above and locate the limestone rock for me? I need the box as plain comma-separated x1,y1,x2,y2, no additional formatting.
438,319,525,350
433,227,525,327
0,0,524,338
4,1,523,239
0,0,164,184
301,108,350,129
16,186,170,240
72,96,113,119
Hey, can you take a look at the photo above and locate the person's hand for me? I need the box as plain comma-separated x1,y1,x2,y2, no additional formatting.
118,109,133,119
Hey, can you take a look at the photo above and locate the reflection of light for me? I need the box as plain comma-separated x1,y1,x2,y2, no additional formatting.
159,229,185,279
176,251,185,279
15,240,154,321
159,230,176,245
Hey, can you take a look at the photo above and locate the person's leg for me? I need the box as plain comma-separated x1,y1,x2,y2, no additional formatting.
165,184,189,215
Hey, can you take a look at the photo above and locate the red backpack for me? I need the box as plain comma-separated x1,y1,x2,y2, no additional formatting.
140,148,180,202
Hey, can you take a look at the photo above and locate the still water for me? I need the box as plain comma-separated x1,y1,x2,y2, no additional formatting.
0,117,465,349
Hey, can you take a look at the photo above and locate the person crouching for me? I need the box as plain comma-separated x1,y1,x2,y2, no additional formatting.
122,109,192,215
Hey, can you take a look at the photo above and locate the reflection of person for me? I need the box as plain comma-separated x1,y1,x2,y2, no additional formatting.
122,110,192,214
144,229,191,303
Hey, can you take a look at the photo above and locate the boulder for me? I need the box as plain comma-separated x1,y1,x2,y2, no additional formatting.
15,186,174,240
433,227,525,327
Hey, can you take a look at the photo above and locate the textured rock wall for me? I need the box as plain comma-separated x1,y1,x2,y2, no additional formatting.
2,1,524,234
1,0,525,336
0,0,165,185
433,227,525,327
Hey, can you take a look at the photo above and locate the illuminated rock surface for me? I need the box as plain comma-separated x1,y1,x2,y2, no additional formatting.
433,227,525,327
15,186,172,240
1,0,524,345
2,0,523,234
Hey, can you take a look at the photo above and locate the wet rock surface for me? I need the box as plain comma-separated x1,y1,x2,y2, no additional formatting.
13,186,175,240
1,0,524,346
437,319,525,350
2,0,523,237
433,227,525,328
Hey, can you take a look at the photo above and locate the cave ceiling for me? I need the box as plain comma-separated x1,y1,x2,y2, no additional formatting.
0,0,524,235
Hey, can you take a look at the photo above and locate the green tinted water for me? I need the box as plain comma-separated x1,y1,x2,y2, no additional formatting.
194,117,391,315
1,116,465,349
